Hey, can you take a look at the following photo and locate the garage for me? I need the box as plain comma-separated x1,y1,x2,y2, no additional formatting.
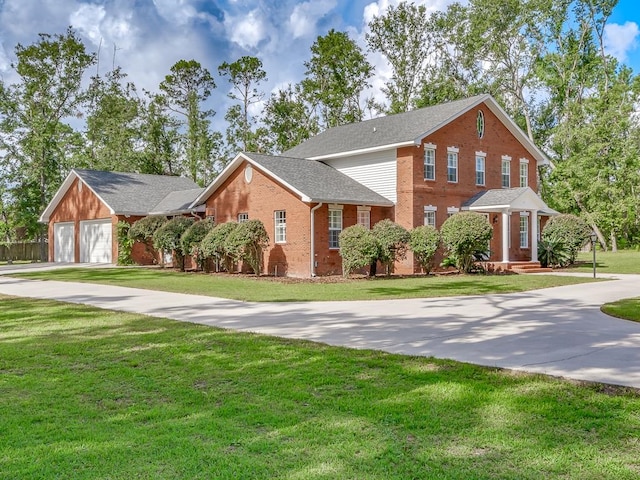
80,219,112,263
53,222,75,262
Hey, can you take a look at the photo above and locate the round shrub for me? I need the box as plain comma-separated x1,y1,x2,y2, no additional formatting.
409,225,440,274
128,215,167,242
371,219,410,275
224,219,270,275
153,216,195,270
538,238,571,268
440,212,493,273
180,218,215,270
200,222,239,272
541,214,590,264
339,224,379,276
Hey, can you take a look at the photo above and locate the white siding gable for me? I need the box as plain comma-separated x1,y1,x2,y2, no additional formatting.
323,150,397,204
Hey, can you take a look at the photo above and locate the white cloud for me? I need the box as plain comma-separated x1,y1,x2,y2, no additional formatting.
224,9,269,49
288,0,337,39
604,21,639,63
69,4,107,47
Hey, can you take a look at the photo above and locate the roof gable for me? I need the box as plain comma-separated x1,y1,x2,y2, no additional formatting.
191,152,394,208
462,187,550,211
283,94,549,166
40,169,201,222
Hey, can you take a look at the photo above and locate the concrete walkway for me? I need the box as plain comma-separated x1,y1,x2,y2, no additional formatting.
1,265,640,388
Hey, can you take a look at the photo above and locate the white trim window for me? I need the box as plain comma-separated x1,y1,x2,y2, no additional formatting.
447,206,459,218
519,159,529,187
274,210,286,243
447,147,459,183
520,213,529,248
423,205,437,227
424,144,436,181
502,155,511,188
329,208,343,249
237,212,248,223
475,152,486,186
357,206,371,229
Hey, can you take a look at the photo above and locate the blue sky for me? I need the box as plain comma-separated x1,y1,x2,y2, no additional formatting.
0,0,638,131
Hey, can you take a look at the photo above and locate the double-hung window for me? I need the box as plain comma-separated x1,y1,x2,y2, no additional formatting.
357,207,371,229
274,211,286,243
520,213,529,248
502,156,511,188
519,159,529,187
424,145,436,180
329,208,342,249
424,206,437,227
447,147,459,183
475,152,486,186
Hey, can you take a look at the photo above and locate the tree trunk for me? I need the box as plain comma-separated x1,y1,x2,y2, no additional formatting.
610,230,618,252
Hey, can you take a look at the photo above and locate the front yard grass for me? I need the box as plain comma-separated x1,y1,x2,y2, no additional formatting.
14,267,598,302
1,295,639,479
572,250,640,274
602,298,640,323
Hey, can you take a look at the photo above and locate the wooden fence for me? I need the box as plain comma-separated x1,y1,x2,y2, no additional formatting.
0,242,43,261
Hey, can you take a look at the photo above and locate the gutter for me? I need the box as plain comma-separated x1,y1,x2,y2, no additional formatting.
309,202,323,277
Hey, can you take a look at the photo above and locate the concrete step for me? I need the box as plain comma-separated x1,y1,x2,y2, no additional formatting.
511,266,554,274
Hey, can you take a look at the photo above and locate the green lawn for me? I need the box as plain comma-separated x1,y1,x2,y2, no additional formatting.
14,267,598,302
1,296,639,479
572,250,640,274
602,298,640,323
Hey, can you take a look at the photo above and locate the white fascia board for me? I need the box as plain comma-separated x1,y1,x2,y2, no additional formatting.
306,198,395,207
306,141,415,160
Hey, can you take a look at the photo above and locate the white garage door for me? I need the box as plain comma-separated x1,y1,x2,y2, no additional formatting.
54,222,75,263
80,219,112,263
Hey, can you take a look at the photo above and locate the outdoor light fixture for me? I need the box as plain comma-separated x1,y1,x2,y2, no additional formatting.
590,231,598,279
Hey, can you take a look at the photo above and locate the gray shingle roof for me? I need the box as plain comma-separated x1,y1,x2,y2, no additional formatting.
284,94,488,159
150,188,204,214
241,153,394,205
74,169,200,214
462,187,531,208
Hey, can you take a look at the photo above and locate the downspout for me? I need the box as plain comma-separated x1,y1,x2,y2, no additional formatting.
310,202,323,277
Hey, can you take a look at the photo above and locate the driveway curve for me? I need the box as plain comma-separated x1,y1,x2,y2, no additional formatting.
1,266,639,389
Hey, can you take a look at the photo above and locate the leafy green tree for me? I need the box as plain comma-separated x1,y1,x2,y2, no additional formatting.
372,219,410,275
339,224,379,277
262,83,320,153
138,93,181,175
302,29,373,128
441,212,493,273
159,59,217,184
200,222,239,272
79,68,144,171
366,2,431,113
0,28,95,257
153,216,195,271
409,225,441,274
218,56,268,153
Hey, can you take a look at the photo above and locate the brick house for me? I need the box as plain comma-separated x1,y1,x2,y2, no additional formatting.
40,170,202,264
42,94,555,275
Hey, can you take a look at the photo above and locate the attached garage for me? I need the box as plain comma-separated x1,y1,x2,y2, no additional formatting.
53,222,75,262
80,219,112,263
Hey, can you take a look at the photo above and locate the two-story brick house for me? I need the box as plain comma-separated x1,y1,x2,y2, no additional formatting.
42,94,555,275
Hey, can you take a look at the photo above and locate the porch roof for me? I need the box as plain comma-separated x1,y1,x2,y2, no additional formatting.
462,187,557,213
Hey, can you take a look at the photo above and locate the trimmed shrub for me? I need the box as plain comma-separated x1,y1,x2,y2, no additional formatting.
128,215,167,242
224,219,269,275
153,216,195,271
541,214,590,264
440,212,493,273
339,224,379,276
180,219,215,271
372,219,410,275
200,222,239,272
410,225,440,274
538,238,572,268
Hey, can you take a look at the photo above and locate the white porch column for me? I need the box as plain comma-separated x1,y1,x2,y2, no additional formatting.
530,209,538,263
502,210,510,263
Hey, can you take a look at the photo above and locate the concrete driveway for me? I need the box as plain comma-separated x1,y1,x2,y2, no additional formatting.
1,264,639,388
